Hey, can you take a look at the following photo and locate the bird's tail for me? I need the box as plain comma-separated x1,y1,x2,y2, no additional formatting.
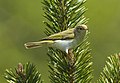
24,40,54,49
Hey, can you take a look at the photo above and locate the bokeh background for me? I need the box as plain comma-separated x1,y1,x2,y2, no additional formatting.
0,0,120,82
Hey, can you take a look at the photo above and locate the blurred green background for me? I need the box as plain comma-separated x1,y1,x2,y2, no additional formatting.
0,0,120,82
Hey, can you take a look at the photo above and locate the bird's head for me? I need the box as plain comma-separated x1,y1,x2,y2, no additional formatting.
74,24,88,39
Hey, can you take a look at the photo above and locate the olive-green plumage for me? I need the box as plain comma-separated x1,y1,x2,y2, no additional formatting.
24,24,88,53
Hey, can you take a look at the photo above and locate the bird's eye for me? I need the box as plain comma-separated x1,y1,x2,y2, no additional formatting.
78,27,84,31
77,28,81,32
79,27,83,30
75,26,84,32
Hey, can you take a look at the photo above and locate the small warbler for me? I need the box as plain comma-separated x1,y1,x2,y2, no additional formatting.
24,25,88,53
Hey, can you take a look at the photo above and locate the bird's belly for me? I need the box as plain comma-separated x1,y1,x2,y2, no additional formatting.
53,40,73,52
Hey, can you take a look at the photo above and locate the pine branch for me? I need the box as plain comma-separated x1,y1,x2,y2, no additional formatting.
48,39,93,83
42,0,93,83
4,62,43,83
3,0,120,83
97,53,120,83
42,0,88,35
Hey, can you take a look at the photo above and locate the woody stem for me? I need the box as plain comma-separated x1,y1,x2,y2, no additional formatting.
67,48,75,83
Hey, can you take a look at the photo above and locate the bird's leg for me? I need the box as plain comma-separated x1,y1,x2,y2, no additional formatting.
67,48,75,83
67,48,75,66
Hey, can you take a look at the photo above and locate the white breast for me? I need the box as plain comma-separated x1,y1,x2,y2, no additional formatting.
53,40,74,52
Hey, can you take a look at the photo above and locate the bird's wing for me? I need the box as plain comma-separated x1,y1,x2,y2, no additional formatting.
42,28,75,40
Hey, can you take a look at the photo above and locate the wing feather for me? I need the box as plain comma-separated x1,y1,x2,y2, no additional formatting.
42,28,75,40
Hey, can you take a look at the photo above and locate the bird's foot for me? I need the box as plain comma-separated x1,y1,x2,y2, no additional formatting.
67,48,75,66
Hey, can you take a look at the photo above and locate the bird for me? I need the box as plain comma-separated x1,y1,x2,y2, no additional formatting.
24,24,88,53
